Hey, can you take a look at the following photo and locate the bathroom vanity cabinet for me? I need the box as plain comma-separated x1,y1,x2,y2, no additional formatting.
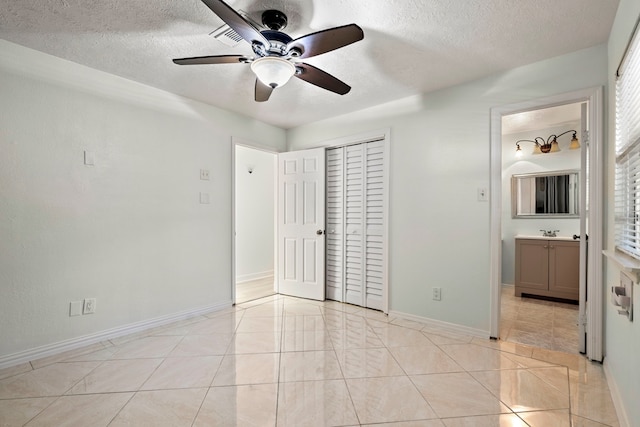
514,237,580,301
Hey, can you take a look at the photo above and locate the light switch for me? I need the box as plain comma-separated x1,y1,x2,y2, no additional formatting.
477,188,489,201
200,192,210,204
69,301,83,317
200,169,210,180
84,150,95,166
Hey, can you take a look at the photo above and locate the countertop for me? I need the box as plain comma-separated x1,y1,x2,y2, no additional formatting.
515,235,577,242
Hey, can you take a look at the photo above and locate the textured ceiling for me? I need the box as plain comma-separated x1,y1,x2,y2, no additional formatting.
503,103,582,135
0,0,619,129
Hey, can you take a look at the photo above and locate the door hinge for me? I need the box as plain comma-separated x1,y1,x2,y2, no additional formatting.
579,313,588,326
582,130,590,145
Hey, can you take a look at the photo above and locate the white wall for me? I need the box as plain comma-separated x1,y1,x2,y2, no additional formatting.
235,145,275,282
287,45,607,334
0,41,286,362
501,122,581,285
605,0,640,425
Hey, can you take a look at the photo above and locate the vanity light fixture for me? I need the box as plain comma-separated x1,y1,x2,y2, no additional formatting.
515,130,580,156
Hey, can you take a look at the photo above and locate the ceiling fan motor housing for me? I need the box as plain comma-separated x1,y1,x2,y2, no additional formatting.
253,30,297,57
262,10,288,31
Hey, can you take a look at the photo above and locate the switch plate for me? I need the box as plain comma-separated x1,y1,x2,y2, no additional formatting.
200,192,210,204
477,188,488,201
84,150,95,166
83,298,96,314
432,287,442,301
200,169,210,180
69,301,83,317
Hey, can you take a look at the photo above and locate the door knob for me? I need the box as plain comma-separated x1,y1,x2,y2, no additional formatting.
316,230,324,235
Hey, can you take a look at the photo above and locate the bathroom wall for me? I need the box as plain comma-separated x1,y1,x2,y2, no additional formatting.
501,121,582,285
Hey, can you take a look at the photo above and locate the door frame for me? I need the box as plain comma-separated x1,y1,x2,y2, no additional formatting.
231,137,280,305
489,87,604,361
302,128,391,313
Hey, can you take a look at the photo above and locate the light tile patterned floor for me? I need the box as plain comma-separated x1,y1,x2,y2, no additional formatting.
0,295,619,426
500,284,581,353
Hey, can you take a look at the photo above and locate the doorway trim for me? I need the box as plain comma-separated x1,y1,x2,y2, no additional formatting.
231,137,280,305
489,87,604,361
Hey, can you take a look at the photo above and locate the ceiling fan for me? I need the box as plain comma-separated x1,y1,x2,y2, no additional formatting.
173,0,364,102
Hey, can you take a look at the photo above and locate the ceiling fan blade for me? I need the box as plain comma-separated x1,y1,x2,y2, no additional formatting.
201,0,269,47
255,79,273,102
287,24,364,59
294,63,351,95
172,55,247,65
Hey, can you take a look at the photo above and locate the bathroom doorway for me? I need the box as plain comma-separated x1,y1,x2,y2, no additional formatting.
234,143,277,304
489,87,604,362
499,102,583,354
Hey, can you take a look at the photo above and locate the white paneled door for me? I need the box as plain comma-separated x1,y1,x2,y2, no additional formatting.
326,140,387,311
277,148,326,300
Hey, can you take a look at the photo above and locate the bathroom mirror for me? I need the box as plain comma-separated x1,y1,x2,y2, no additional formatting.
511,170,579,218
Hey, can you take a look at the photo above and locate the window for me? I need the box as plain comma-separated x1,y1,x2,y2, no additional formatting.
615,21,640,259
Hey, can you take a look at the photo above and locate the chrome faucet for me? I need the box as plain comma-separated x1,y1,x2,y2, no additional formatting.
540,229,560,237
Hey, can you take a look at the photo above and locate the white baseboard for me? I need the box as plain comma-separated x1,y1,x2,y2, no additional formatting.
0,301,232,370
388,310,489,338
236,270,274,284
603,358,631,427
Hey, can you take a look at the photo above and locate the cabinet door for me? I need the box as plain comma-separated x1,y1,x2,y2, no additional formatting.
548,241,580,299
515,239,548,291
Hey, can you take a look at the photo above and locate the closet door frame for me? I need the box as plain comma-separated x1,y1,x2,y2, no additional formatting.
320,128,391,313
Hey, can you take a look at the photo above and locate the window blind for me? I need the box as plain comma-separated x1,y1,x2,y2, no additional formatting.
615,21,640,258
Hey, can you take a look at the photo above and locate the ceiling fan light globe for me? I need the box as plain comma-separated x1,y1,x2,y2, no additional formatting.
251,57,296,89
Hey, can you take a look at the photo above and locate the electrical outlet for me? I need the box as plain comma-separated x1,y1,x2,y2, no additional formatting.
432,287,442,301
83,298,96,314
200,169,210,180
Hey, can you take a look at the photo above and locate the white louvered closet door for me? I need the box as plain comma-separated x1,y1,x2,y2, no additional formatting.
326,140,386,310
326,148,344,302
